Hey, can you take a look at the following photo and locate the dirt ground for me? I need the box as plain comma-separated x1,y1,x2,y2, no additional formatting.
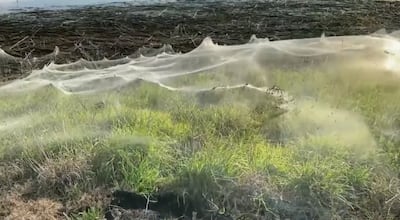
0,0,400,81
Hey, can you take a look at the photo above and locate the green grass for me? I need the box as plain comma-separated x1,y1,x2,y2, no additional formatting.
0,69,400,219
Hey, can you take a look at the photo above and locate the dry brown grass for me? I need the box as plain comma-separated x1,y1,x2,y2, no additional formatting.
65,187,112,215
28,153,93,197
0,153,103,219
0,162,25,189
0,192,63,220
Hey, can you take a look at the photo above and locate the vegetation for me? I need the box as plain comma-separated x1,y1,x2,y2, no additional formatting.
0,68,400,219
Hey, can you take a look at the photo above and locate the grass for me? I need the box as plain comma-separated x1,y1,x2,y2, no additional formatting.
0,67,400,219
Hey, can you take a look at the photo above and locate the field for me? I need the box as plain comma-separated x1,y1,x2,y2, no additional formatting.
1,1,400,219
1,42,400,219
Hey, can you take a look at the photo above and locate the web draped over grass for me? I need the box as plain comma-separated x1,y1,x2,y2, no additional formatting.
1,31,400,219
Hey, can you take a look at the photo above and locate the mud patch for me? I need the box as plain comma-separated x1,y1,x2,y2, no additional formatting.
107,190,199,219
